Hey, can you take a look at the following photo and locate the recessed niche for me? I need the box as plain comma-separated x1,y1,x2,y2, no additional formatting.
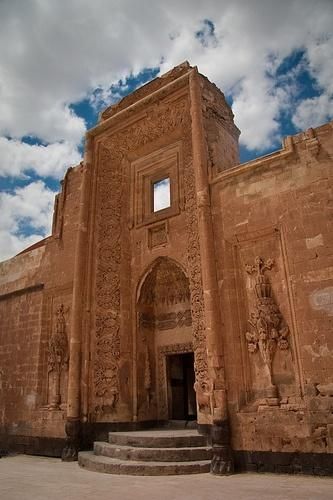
131,142,181,227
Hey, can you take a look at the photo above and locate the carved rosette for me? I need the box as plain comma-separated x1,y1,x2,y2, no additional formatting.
245,256,290,400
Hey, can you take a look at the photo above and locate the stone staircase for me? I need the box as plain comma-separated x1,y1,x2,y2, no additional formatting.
78,429,212,475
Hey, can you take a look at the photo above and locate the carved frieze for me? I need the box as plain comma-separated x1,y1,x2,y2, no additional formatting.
156,310,192,330
244,256,290,403
139,310,192,331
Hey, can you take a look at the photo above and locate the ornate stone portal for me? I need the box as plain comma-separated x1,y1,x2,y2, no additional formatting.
0,62,332,475
137,258,195,420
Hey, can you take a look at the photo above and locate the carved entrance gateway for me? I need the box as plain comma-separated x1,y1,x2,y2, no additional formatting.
137,258,196,421
79,63,235,473
1,62,333,476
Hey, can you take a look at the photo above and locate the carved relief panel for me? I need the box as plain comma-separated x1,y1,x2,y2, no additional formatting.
234,229,300,409
46,297,71,410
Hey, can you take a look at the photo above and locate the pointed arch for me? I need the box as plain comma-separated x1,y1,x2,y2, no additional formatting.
137,257,190,308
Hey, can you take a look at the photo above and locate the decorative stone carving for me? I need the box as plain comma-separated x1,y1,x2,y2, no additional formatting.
48,304,69,410
94,100,189,416
104,100,187,154
94,145,121,413
95,95,209,417
182,124,210,412
139,257,190,307
148,223,168,248
156,310,192,330
157,342,193,419
139,310,192,331
245,256,290,404
143,337,152,408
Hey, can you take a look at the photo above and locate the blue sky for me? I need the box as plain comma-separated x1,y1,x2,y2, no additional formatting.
0,0,332,261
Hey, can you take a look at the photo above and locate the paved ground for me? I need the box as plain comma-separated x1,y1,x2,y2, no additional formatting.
0,455,333,500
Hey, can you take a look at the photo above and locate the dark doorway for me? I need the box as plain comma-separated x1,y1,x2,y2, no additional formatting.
167,353,196,420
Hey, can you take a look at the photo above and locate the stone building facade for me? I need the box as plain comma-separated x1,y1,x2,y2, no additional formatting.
0,62,333,474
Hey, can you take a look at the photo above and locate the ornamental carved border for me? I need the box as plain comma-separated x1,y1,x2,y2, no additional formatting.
157,342,193,419
182,114,209,405
94,96,200,414
94,144,122,413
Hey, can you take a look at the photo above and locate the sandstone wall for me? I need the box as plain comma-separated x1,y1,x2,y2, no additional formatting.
211,122,333,458
0,63,332,471
0,165,83,453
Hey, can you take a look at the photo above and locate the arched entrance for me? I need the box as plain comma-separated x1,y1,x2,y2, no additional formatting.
136,257,196,422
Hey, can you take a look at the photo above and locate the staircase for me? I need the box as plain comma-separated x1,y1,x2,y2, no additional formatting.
78,429,212,475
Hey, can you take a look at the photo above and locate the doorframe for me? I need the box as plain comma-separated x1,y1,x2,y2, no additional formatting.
157,342,193,420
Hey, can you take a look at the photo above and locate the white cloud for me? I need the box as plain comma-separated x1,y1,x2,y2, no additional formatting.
0,0,332,151
0,0,332,260
292,34,333,130
0,137,82,179
0,181,56,261
153,178,171,212
293,94,333,131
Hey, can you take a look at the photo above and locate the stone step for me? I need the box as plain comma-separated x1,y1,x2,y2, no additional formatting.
78,451,211,475
94,441,212,462
161,420,197,430
108,429,207,448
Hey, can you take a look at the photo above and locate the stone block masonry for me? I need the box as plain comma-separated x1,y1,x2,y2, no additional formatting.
0,62,332,475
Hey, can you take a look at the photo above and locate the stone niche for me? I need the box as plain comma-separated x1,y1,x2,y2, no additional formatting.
45,296,71,411
136,257,193,421
235,229,300,410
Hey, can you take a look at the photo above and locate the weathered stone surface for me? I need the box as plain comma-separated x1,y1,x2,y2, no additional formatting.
94,441,212,461
0,62,332,476
108,430,208,448
78,453,211,475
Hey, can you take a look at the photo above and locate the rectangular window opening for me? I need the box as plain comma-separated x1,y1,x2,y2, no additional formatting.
153,177,171,212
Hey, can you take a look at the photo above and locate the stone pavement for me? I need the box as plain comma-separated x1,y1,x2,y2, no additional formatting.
0,455,333,500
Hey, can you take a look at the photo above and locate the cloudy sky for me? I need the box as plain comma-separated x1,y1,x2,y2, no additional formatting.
0,0,332,261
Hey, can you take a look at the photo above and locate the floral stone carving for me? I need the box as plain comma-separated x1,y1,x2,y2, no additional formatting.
48,304,69,409
245,256,289,404
143,336,152,408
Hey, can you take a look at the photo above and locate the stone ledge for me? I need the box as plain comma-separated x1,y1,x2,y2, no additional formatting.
0,283,44,302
